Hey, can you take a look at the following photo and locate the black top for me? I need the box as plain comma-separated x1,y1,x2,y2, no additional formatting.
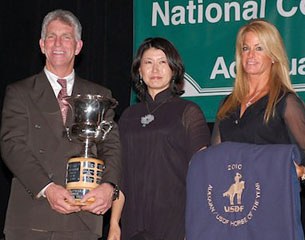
212,93,305,163
119,89,210,240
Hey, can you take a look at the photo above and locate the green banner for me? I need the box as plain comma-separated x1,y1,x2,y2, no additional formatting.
134,0,305,122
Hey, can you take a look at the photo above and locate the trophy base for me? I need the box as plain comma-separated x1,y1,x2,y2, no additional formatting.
72,200,94,206
68,196,96,206
67,188,95,206
66,157,105,203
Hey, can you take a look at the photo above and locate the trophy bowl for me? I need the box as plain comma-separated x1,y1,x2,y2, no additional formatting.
65,94,118,205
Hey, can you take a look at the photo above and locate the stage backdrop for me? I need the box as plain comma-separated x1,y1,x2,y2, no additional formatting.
133,0,305,122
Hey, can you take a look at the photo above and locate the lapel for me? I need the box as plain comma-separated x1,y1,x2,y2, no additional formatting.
30,71,65,139
71,75,87,95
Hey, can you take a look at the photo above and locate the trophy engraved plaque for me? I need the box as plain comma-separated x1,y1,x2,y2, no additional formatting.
66,94,118,205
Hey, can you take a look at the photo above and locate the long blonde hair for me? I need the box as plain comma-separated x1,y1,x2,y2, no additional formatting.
217,19,294,122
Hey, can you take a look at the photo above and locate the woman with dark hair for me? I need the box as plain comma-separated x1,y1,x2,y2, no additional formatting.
107,37,210,240
130,37,185,101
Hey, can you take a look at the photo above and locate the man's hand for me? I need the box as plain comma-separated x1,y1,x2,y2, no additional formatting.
45,183,81,214
81,183,114,215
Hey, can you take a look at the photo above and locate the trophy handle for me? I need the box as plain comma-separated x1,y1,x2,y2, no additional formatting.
98,120,113,140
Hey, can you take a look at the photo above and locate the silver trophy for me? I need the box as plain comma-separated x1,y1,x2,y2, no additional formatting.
65,94,118,205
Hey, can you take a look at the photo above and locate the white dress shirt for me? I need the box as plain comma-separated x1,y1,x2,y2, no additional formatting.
44,67,74,97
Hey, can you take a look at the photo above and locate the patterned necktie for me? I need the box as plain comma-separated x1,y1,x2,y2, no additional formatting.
57,79,69,124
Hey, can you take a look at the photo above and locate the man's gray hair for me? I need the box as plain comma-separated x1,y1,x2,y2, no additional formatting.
41,9,82,40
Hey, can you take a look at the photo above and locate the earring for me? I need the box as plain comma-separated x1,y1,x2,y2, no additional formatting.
272,60,275,64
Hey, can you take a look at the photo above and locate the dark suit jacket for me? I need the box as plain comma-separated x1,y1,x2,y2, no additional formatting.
0,71,121,236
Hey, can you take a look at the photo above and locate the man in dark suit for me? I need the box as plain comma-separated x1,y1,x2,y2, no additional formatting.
0,9,121,240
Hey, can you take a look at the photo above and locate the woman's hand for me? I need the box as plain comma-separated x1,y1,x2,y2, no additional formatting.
107,221,121,240
294,162,305,179
107,191,125,240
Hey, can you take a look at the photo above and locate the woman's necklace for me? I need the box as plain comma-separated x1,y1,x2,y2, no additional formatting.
141,97,172,127
245,89,267,108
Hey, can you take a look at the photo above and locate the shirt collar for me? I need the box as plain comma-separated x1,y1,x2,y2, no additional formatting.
44,67,75,96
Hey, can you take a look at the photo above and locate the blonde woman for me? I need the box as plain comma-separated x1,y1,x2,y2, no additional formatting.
211,19,305,231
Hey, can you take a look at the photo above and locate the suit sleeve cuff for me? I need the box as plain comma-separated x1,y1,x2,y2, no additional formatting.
36,182,54,198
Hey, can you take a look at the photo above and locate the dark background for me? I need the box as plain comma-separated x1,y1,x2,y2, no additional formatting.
0,1,133,239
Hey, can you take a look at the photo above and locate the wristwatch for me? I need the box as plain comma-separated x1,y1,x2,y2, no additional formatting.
112,184,120,201
102,181,120,200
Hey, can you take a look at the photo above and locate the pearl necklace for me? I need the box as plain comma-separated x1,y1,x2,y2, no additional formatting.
140,97,172,127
